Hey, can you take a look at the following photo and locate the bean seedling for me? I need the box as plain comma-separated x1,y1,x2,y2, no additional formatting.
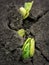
17,29,26,37
19,1,34,19
22,38,35,59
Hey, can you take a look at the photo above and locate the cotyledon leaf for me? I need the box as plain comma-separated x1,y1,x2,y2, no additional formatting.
19,1,34,19
22,38,31,50
30,38,35,57
17,29,26,37
22,38,35,59
22,43,30,59
24,1,34,13
19,7,26,17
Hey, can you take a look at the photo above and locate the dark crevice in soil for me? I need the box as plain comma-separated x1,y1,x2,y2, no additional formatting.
23,32,35,41
22,19,34,29
1,43,5,47
8,16,23,31
18,45,23,49
8,17,13,29
36,10,49,21
22,10,49,30
29,32,35,38
29,10,49,22
36,46,49,62
19,56,23,62
8,8,49,31
27,16,36,22
0,41,6,48
31,57,33,64
41,53,49,62
35,46,40,51
8,17,17,30
11,49,16,53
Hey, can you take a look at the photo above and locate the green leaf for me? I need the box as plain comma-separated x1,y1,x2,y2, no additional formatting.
17,29,26,37
22,43,30,59
24,1,34,13
30,38,35,57
22,38,31,50
19,1,34,19
19,7,26,17
22,38,35,59
23,12,29,19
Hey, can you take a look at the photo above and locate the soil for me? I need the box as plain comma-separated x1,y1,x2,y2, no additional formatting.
0,0,49,65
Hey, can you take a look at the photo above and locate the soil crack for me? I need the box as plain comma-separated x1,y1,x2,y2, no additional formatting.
8,17,17,31
36,46,49,62
28,10,49,22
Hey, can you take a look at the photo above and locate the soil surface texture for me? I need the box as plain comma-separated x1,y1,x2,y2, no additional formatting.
0,0,49,65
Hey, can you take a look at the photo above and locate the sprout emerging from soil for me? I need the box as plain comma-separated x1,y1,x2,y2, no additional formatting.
22,38,35,59
17,29,26,37
19,1,34,19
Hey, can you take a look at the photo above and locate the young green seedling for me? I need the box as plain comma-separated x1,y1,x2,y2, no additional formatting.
17,29,26,37
22,38,35,59
19,1,34,19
